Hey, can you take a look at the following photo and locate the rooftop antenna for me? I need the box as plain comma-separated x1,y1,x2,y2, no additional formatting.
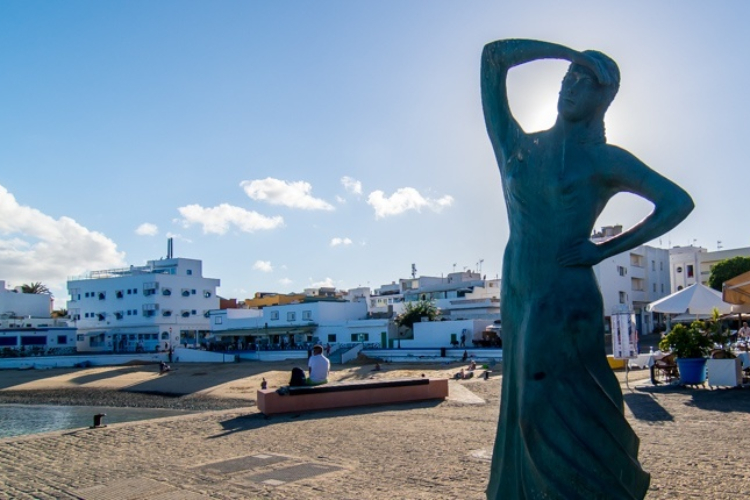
167,237,173,259
717,240,723,250
411,263,417,279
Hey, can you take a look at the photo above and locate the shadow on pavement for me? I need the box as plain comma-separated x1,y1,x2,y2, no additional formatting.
209,399,444,439
634,384,750,414
623,392,674,422
69,366,151,385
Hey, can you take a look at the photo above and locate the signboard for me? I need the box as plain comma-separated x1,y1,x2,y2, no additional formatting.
610,312,637,359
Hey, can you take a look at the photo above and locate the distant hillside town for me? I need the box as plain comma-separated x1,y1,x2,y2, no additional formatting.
1,229,748,357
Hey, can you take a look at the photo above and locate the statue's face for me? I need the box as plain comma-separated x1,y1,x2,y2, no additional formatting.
558,65,605,122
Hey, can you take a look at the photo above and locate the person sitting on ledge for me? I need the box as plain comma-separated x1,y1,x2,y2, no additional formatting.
306,344,330,386
159,361,171,374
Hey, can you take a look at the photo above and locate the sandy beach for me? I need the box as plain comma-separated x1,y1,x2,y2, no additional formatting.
1,357,749,499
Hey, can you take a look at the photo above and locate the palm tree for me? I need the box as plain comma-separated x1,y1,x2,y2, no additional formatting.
21,282,51,295
394,299,440,348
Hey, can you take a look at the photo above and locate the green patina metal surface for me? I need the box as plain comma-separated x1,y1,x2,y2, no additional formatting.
480,39,693,499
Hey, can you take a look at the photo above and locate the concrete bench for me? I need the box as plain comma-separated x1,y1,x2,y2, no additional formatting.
256,378,449,415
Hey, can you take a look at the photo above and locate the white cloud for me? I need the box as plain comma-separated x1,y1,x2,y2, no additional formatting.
335,195,347,204
177,203,284,235
165,232,192,244
253,260,273,273
310,277,336,288
240,177,334,211
0,184,125,289
135,223,158,236
341,176,363,195
330,237,353,247
367,187,454,219
279,278,293,286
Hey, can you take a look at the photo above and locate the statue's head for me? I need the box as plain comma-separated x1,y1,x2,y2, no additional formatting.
558,50,620,123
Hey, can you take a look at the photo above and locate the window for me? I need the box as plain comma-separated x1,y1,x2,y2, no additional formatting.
660,262,663,271
287,312,296,321
653,283,657,292
181,289,190,297
203,291,212,298
114,311,124,320
191,309,196,315
676,266,683,273
191,289,196,295
302,310,312,321
187,269,193,275
21,336,46,346
617,266,626,277
651,260,656,271
161,332,170,340
97,313,106,321
661,284,665,293
181,310,190,318
127,289,132,295
0,337,16,346
327,334,336,342
214,316,223,325
270,311,279,321
162,288,172,296
618,291,627,304
162,310,172,317
687,265,694,278
77,334,84,341
350,333,369,342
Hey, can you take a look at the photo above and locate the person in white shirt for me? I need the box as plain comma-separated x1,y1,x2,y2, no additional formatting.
307,344,330,385
738,322,750,341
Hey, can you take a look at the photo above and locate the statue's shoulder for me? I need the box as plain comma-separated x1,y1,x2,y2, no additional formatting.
596,143,643,167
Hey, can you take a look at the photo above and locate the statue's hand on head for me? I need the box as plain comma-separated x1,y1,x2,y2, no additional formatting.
558,239,602,267
574,51,615,87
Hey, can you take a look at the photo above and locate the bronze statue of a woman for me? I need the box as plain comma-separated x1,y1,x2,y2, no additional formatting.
481,39,694,499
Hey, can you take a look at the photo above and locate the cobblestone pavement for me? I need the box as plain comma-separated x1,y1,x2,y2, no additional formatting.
1,373,749,499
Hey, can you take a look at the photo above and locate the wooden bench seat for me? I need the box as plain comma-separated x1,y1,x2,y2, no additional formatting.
256,378,449,415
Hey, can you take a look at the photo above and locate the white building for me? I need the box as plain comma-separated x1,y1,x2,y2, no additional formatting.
369,272,500,321
210,299,393,348
0,280,52,317
67,257,219,353
394,318,493,349
669,245,750,290
593,227,672,335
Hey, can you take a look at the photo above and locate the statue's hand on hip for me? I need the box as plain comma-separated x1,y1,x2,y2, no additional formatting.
557,240,602,267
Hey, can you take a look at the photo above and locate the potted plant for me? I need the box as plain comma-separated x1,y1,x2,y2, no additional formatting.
704,309,742,387
658,320,713,385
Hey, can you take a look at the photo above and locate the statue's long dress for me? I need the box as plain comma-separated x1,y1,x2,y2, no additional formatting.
485,133,650,499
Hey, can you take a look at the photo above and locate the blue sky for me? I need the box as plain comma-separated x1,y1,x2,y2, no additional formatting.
1,1,748,305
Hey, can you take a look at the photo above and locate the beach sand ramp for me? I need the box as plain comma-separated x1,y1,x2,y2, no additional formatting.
72,477,210,500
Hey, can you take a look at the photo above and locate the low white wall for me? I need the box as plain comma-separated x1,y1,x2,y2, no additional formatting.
362,348,503,363
172,348,235,363
0,353,165,370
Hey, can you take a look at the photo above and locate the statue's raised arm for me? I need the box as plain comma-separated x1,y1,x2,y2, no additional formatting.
481,39,616,167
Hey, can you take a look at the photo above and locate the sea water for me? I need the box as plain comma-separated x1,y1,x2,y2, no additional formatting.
0,404,195,439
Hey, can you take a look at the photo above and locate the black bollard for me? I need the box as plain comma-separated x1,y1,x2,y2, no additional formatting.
91,413,107,428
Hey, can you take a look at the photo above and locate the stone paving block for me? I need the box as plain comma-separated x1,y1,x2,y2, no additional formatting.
244,463,343,485
72,478,174,500
194,453,288,474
